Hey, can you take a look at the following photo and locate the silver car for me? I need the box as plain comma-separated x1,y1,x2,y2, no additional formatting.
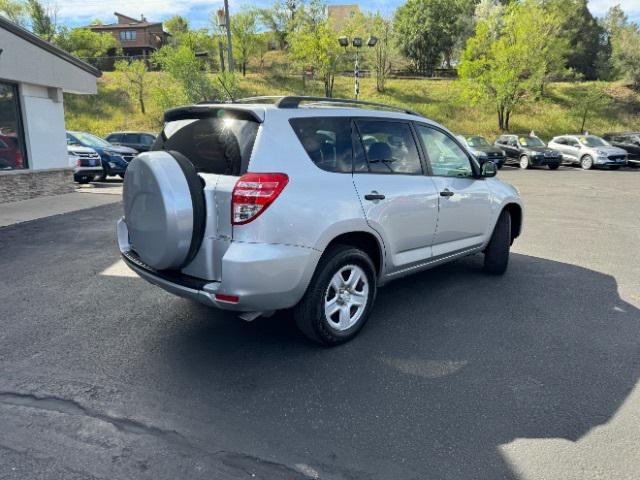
548,134,628,170
67,145,102,184
117,97,524,345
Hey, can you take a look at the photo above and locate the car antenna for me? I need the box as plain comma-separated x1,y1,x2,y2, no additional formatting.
217,77,235,103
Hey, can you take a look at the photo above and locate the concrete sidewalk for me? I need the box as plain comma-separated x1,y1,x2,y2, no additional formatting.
0,185,121,228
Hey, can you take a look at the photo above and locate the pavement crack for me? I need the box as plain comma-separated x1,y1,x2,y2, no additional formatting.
0,391,187,444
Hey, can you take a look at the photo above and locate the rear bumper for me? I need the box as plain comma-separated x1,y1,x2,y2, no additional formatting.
73,166,102,175
117,218,320,312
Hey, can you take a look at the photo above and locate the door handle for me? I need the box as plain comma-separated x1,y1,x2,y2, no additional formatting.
364,192,385,201
440,189,455,197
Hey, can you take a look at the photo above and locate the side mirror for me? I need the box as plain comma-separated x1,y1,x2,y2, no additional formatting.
481,160,497,178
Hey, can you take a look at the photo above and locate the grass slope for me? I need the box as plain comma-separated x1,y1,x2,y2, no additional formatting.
65,72,640,140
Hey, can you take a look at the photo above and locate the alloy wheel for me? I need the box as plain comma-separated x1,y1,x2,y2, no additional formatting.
324,265,370,331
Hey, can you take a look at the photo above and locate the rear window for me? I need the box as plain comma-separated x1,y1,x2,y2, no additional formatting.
153,112,259,175
289,117,353,173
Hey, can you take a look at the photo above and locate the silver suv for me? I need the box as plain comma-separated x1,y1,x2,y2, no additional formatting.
548,134,628,170
117,97,523,345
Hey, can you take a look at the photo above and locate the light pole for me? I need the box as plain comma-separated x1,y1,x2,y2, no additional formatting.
338,35,378,100
217,2,234,73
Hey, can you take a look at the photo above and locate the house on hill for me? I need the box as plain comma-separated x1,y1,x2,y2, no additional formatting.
327,5,361,30
89,12,169,59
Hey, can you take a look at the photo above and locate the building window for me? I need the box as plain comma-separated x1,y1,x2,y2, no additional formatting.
0,81,27,170
120,31,137,41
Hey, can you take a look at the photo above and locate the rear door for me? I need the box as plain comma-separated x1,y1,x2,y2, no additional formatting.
414,124,492,257
351,118,439,273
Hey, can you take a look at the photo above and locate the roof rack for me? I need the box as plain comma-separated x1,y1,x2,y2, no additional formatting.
232,96,422,117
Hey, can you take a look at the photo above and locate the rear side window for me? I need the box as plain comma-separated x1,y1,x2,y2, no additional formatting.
107,133,122,142
153,113,259,175
289,117,353,173
123,133,141,143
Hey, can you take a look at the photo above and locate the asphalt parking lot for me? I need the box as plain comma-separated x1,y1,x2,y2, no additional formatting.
1,166,639,480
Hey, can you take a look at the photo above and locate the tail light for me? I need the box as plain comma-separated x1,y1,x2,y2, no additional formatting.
15,150,22,168
232,173,288,225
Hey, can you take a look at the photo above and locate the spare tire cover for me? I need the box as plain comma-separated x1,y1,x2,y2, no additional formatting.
123,151,197,270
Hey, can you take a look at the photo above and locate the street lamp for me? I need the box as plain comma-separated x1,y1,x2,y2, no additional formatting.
338,35,378,100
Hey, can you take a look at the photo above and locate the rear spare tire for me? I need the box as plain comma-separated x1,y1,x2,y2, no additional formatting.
122,150,205,270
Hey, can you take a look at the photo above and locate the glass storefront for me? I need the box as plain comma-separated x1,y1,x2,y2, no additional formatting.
0,81,27,170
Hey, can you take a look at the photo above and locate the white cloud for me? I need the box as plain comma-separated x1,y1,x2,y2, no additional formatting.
588,0,640,18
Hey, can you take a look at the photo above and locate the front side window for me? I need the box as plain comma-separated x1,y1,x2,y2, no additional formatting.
123,133,141,143
73,132,111,148
355,120,422,175
416,125,473,178
289,117,353,173
0,81,27,170
141,134,155,146
466,136,490,148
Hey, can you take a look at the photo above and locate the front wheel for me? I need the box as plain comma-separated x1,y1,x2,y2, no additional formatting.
484,210,511,275
581,155,594,170
294,245,377,345
519,155,530,169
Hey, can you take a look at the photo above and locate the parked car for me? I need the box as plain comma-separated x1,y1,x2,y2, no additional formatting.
495,134,562,169
0,134,22,169
66,131,137,180
117,97,524,345
548,134,627,170
456,134,506,168
105,131,157,153
602,132,640,167
67,145,103,183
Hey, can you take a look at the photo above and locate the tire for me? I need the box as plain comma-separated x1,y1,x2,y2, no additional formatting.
99,171,108,181
75,175,90,184
519,155,530,169
581,155,593,170
548,163,560,170
483,210,511,275
294,245,377,346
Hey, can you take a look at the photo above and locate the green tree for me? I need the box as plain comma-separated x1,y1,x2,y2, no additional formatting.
394,0,468,71
114,59,149,114
0,0,27,26
26,0,56,41
258,0,297,49
54,27,118,69
572,82,612,133
152,45,216,103
459,0,564,130
164,15,189,37
288,0,341,97
603,6,640,88
546,0,607,80
371,14,394,93
231,10,259,76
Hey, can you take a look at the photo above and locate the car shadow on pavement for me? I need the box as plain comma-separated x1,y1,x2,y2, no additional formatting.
158,252,640,480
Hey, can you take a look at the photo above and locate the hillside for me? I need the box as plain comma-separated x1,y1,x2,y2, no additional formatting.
64,72,640,140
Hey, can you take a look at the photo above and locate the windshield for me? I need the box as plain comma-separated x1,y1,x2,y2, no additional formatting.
72,132,111,148
579,136,609,147
519,136,545,147
466,136,491,147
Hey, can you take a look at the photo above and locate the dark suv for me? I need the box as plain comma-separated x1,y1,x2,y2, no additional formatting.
495,134,562,170
105,131,157,153
603,132,640,167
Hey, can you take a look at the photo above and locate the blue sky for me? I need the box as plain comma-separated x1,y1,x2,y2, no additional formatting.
58,0,640,29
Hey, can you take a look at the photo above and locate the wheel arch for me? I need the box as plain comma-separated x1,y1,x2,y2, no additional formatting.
321,231,384,278
503,203,523,243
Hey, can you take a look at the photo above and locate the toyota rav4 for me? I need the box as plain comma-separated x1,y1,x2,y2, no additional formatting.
118,97,524,345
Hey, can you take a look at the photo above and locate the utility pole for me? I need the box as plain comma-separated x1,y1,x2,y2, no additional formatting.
223,0,234,72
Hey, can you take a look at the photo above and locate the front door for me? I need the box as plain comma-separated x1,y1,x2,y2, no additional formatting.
351,119,440,273
414,124,492,257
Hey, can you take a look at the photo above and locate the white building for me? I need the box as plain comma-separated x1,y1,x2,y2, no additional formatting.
0,16,100,203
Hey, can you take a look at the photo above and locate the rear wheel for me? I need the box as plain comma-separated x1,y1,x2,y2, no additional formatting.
519,155,530,169
294,245,376,346
581,155,594,170
483,210,511,275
